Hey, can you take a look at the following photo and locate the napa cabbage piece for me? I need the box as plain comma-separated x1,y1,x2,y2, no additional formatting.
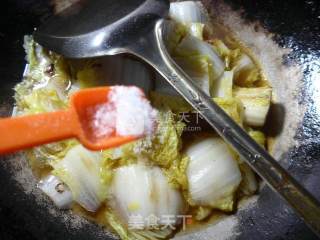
163,21,187,54
14,36,79,166
38,175,73,209
173,34,225,88
165,21,204,43
167,1,208,51
102,110,185,168
103,164,184,240
15,36,71,115
165,21,229,98
248,129,266,147
173,55,211,95
101,110,189,193
169,1,208,25
211,70,234,98
211,39,232,59
164,155,190,191
27,140,78,168
211,39,241,70
220,37,262,87
233,54,260,87
173,34,225,95
109,164,185,228
146,111,185,170
52,145,108,212
16,88,68,115
186,22,205,40
233,87,272,127
185,137,242,211
211,38,263,89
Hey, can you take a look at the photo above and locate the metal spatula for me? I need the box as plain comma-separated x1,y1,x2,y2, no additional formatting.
33,0,320,236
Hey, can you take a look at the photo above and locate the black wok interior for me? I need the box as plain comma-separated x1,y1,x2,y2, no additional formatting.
0,0,319,239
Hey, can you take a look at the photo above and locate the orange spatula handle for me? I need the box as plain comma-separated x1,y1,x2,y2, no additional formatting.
0,110,78,154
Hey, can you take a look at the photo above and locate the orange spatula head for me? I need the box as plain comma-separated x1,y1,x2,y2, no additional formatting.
0,87,140,154
71,87,138,150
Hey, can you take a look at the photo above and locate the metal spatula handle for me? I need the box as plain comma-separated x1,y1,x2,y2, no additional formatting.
131,19,320,237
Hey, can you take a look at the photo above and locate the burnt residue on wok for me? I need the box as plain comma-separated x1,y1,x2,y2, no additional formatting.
222,1,320,239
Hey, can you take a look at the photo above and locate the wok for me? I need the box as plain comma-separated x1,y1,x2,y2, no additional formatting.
0,0,319,239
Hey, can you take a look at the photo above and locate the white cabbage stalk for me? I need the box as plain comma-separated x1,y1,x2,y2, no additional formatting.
174,56,210,95
232,54,259,86
52,145,107,212
175,34,225,92
109,164,184,229
162,20,187,53
233,54,254,75
233,87,272,127
185,22,205,40
164,20,204,41
38,175,73,209
186,137,242,207
210,70,234,98
169,1,209,24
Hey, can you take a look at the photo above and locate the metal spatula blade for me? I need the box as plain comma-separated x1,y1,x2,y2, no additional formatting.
34,0,169,58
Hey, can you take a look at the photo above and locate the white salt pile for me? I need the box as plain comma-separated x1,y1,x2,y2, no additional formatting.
89,86,157,138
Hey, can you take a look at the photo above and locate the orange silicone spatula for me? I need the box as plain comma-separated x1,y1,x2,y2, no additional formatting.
0,87,138,154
